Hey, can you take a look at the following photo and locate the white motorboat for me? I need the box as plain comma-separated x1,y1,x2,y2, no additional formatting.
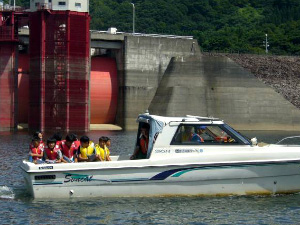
20,113,300,198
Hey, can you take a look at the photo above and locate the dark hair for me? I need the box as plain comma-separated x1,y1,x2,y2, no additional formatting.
71,133,78,140
51,132,62,141
103,136,110,143
80,136,89,143
32,137,40,142
47,138,57,144
66,134,76,142
33,131,42,138
98,136,105,142
141,123,150,130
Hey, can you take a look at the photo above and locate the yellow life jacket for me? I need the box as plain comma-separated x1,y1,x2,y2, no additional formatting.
80,141,95,158
95,144,110,161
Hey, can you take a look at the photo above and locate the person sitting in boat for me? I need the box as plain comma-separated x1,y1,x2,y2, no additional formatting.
77,136,97,162
34,131,43,143
95,136,111,161
181,126,204,143
104,137,112,159
44,138,62,164
194,126,209,142
71,133,81,149
30,131,44,150
60,134,79,163
104,136,112,161
130,123,150,160
51,132,63,145
29,137,44,164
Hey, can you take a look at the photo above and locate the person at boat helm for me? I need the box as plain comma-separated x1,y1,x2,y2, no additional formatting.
130,123,150,160
182,126,204,143
194,126,208,142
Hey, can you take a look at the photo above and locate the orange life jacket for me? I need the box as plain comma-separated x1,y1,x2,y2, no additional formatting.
140,137,149,154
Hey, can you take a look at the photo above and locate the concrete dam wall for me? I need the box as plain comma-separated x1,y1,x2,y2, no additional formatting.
117,36,199,129
149,55,300,131
7,30,300,131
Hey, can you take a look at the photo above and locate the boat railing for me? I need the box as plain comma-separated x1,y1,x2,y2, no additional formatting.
186,115,220,121
275,136,300,145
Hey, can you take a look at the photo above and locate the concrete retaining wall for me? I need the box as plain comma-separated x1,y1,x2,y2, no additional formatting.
117,36,199,129
149,55,300,131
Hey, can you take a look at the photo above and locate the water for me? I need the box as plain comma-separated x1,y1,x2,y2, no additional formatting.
1,130,300,224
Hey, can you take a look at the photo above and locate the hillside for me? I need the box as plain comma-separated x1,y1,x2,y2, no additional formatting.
87,0,300,55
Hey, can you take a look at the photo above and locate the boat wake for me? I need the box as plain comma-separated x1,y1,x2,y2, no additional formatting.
0,186,15,199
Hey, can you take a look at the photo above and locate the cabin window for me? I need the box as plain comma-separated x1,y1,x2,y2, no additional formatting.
171,124,239,145
75,3,81,7
58,1,66,6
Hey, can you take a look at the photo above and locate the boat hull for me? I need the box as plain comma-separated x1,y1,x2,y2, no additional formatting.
21,160,300,198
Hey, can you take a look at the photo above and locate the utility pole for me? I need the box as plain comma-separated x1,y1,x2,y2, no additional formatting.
131,3,135,34
264,34,269,54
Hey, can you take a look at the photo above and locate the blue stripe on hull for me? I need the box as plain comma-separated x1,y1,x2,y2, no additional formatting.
31,160,300,185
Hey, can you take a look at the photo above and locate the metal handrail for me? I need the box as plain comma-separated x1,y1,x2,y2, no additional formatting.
90,30,193,40
275,136,300,145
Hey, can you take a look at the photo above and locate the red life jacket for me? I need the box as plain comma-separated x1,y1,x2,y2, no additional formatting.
140,137,149,154
30,141,44,160
31,147,43,160
60,140,78,158
29,141,44,151
74,140,80,148
45,145,61,160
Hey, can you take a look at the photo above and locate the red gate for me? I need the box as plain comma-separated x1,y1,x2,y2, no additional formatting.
90,57,118,124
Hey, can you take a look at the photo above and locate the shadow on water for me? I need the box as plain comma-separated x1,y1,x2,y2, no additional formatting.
1,130,300,224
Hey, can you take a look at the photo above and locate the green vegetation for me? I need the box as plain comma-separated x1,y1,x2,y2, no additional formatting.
2,0,29,8
14,0,300,55
89,0,300,55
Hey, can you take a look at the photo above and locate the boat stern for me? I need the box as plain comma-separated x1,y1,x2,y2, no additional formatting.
20,160,35,196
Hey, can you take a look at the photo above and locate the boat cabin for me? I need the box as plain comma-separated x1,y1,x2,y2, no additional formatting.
135,114,251,160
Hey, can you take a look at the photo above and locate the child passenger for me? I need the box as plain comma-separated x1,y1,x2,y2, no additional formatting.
29,137,44,164
60,134,79,163
103,136,112,161
51,132,63,145
95,137,111,161
77,136,97,162
30,131,44,150
44,138,62,163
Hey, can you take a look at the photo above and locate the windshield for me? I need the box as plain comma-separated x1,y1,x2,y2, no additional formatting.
171,124,251,145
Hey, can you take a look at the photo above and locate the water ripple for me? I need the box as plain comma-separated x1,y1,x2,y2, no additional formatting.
0,186,15,199
0,130,300,224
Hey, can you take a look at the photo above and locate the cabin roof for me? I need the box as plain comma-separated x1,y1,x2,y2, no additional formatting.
138,114,223,125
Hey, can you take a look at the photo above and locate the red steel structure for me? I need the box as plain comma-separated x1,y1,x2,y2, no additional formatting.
18,53,30,124
29,10,90,132
0,10,27,131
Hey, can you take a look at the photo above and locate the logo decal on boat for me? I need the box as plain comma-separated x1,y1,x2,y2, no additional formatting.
155,149,170,153
38,166,53,170
175,149,203,153
64,173,93,183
